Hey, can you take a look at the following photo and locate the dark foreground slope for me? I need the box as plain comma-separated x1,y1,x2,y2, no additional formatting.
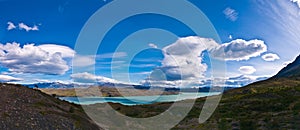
0,83,100,130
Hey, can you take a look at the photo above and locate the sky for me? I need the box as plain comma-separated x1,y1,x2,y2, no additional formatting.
0,0,300,87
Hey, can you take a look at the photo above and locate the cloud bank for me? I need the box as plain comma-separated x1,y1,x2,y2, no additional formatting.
71,72,119,84
0,42,74,75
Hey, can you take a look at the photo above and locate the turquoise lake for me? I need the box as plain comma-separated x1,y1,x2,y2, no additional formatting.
59,92,221,106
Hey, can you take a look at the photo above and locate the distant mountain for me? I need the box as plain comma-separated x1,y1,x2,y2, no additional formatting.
0,83,100,129
24,81,136,89
25,82,79,89
273,55,300,78
24,73,269,90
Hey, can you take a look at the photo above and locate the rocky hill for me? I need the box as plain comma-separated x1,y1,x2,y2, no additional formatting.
0,83,101,129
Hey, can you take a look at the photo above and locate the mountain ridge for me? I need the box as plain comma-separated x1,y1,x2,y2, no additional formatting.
273,55,300,78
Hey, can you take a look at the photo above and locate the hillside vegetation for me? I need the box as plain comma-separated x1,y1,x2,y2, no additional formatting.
94,78,299,129
100,55,300,129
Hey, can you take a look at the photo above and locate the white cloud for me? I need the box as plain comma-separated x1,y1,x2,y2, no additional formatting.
140,78,203,88
38,44,75,58
141,36,219,87
130,71,152,75
18,23,39,32
160,36,218,80
71,72,119,84
210,39,267,61
291,0,300,8
223,7,239,21
140,36,270,87
129,63,157,68
72,52,127,67
132,58,162,62
229,35,233,40
96,52,127,59
6,22,40,32
261,53,280,61
148,43,158,48
0,75,22,82
238,66,256,75
7,22,16,30
0,42,71,75
72,55,95,67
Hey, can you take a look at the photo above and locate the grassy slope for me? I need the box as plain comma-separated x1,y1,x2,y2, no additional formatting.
0,83,101,130
179,78,300,130
100,78,300,129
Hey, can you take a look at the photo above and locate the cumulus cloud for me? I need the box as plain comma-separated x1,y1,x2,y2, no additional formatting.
210,39,267,61
261,53,280,61
140,36,269,87
0,75,22,82
239,66,256,75
148,43,158,48
19,23,39,32
0,42,73,75
7,22,16,30
141,36,219,87
160,36,218,80
291,0,300,8
71,72,119,84
223,7,239,21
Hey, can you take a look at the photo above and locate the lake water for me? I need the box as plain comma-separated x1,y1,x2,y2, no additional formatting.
59,92,221,106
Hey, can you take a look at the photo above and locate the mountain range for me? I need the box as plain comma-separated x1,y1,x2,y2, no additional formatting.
24,74,268,90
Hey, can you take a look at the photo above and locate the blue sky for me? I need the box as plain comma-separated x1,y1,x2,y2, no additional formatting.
0,0,300,87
